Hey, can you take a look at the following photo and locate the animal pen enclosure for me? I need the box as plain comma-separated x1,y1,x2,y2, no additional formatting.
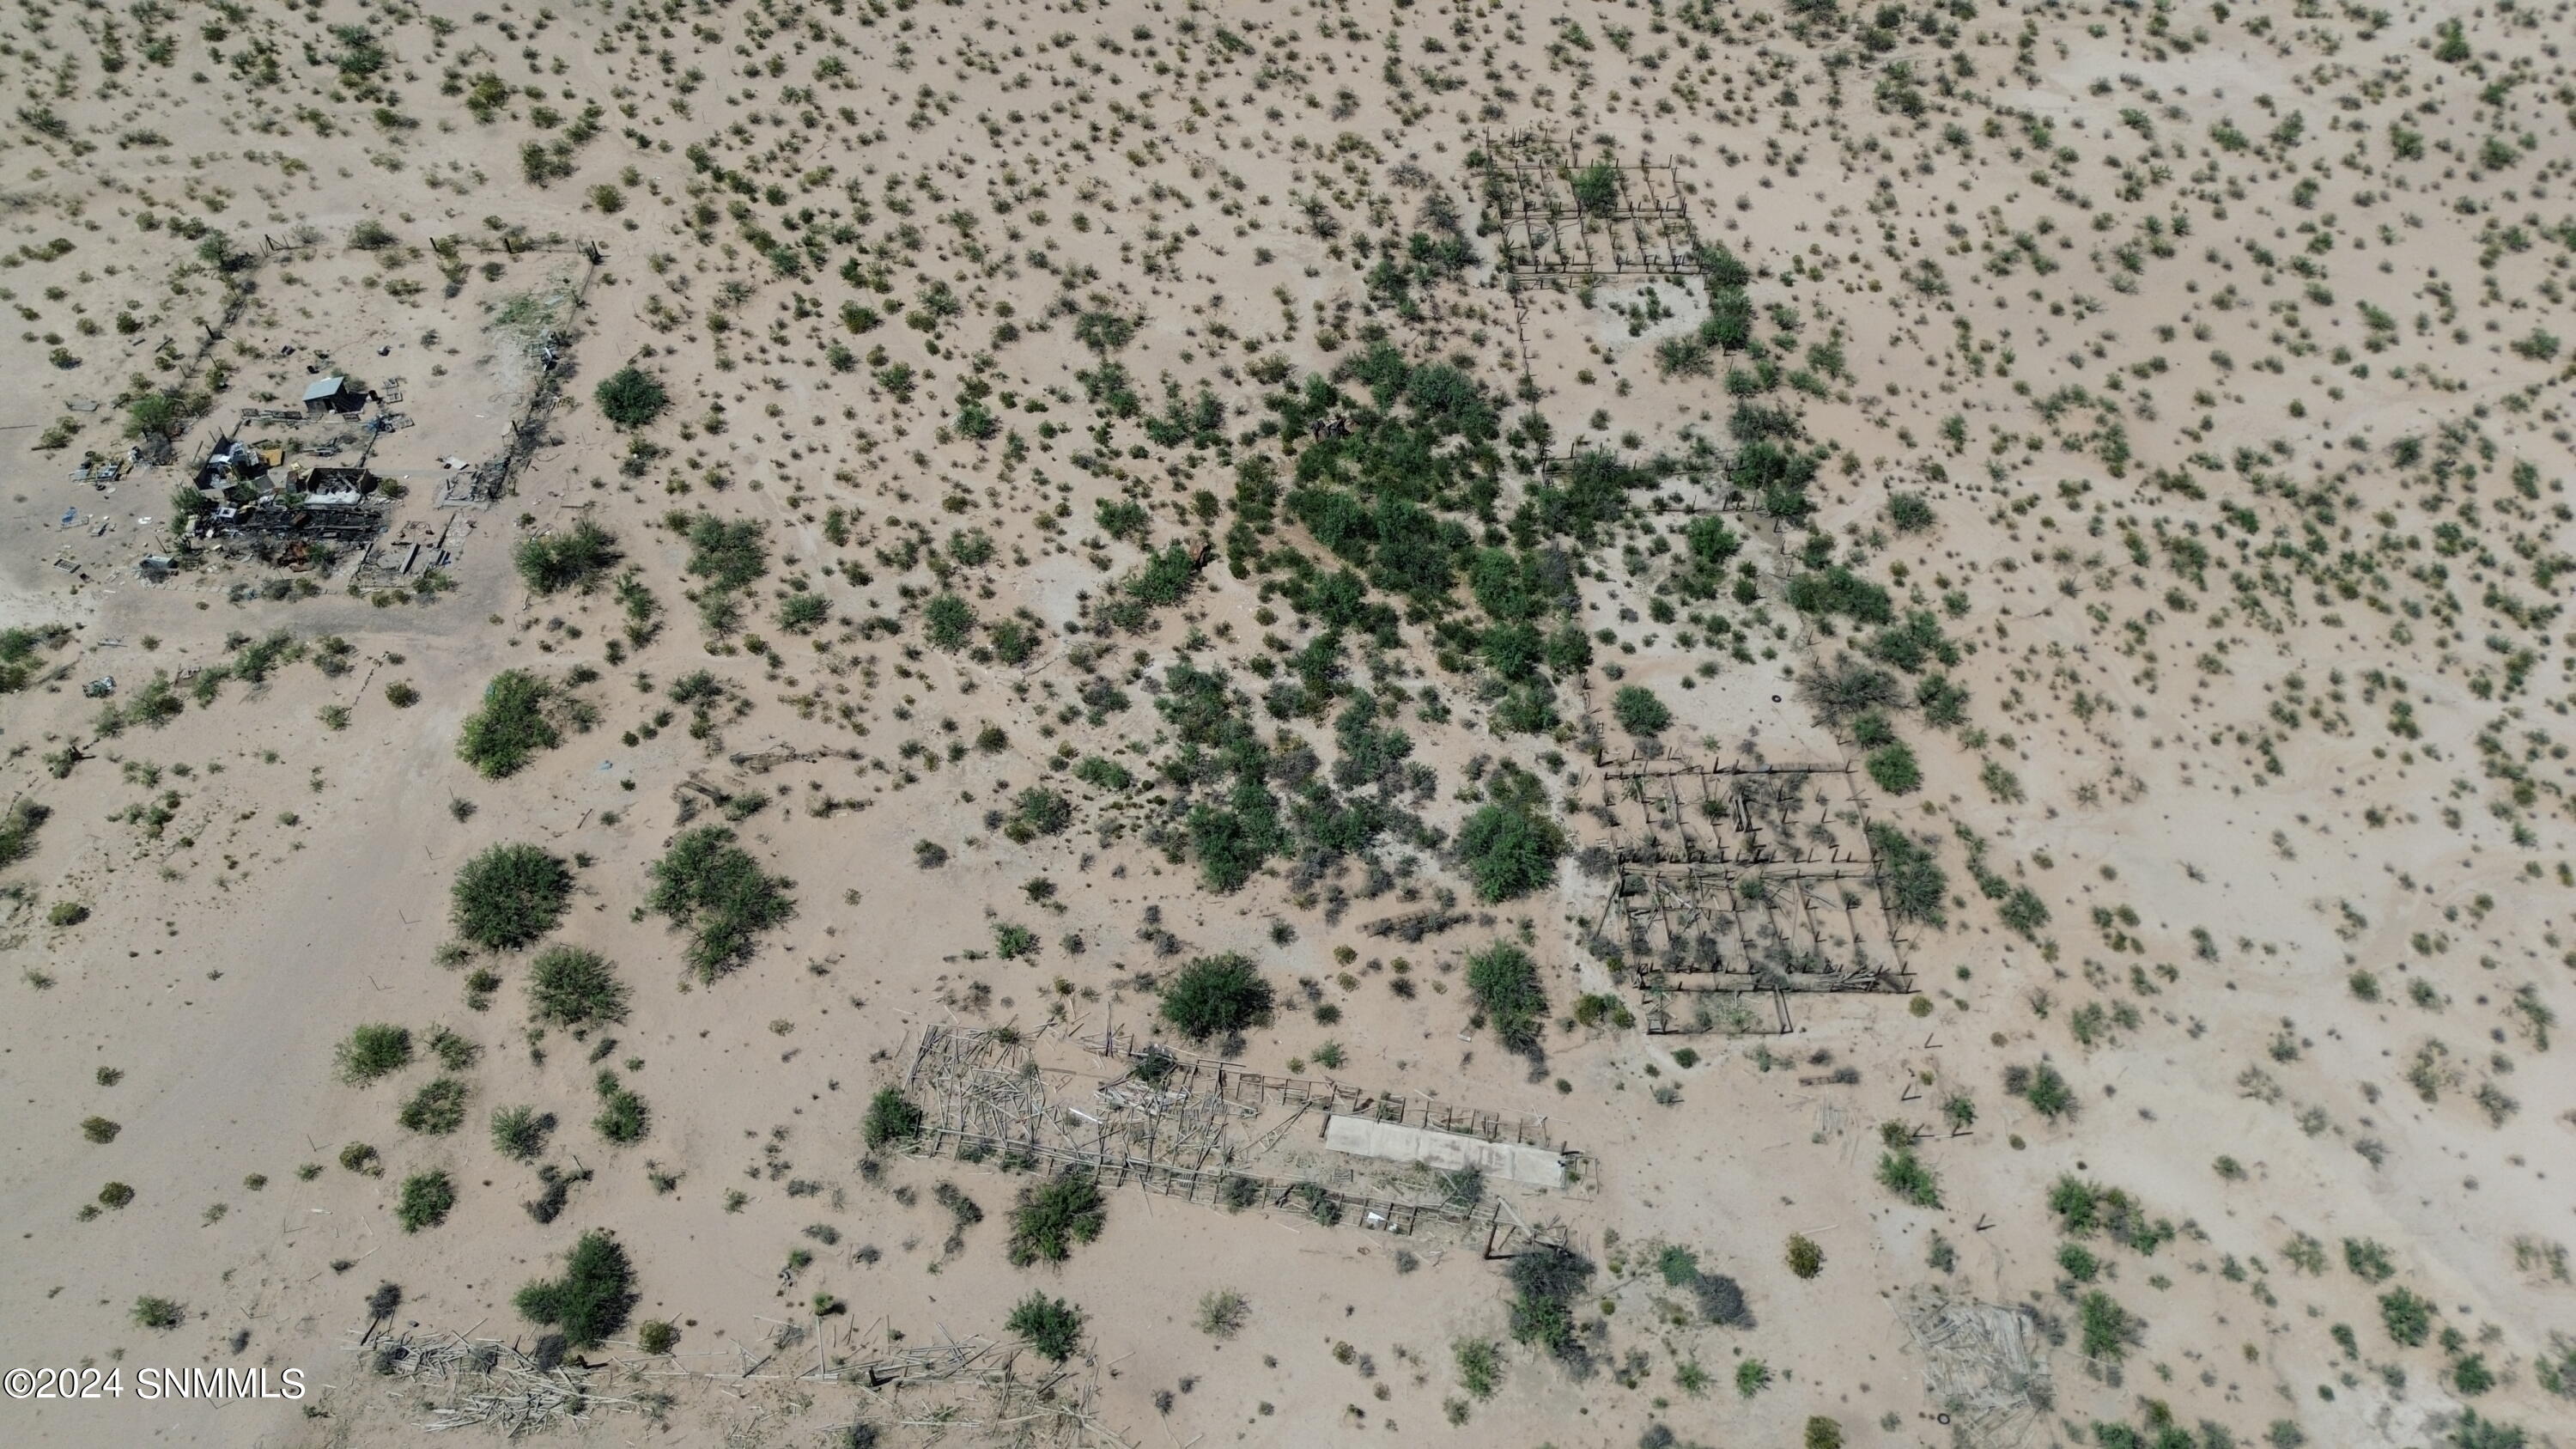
898,1025,1577,1244
1585,758,1914,1029
1479,129,1709,283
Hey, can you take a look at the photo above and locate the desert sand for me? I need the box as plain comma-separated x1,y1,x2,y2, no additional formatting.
0,2,2571,1447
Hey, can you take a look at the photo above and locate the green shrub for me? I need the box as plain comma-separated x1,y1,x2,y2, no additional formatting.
451,843,573,951
922,592,975,649
514,520,622,595
0,798,50,868
1455,797,1566,903
683,514,768,589
1785,1233,1825,1279
132,1296,185,1330
335,1023,414,1086
862,1087,926,1151
1159,953,1275,1042
594,368,669,428
98,1181,135,1209
396,1170,456,1233
47,901,88,927
1465,942,1546,1056
2023,1062,2078,1119
398,1076,469,1135
593,1070,649,1143
645,827,795,981
1865,742,1922,795
526,946,628,1027
457,670,561,778
1866,824,1947,923
1455,1337,1502,1398
1611,685,1671,735
514,1230,636,1347
2379,1287,2433,1347
1006,1293,1086,1361
1008,1171,1108,1266
1504,1247,1594,1362
1889,493,1935,533
2077,1289,2136,1359
1805,1416,1845,1449
491,1105,553,1160
1012,787,1073,837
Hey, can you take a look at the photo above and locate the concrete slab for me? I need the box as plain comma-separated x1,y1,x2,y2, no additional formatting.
1320,1114,1567,1190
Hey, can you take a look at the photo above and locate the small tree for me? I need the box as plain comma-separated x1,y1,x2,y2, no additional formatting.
1006,1293,1086,1361
514,1230,637,1348
451,843,573,951
1158,953,1275,1042
593,368,669,428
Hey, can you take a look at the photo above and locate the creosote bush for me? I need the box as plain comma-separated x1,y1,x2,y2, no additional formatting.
336,1023,414,1086
594,367,669,428
1006,1293,1085,1361
514,1230,637,1347
645,827,794,981
396,1170,457,1233
1007,1170,1107,1266
451,843,573,951
1158,953,1274,1043
526,946,628,1027
1465,942,1546,1056
457,670,562,779
862,1086,926,1151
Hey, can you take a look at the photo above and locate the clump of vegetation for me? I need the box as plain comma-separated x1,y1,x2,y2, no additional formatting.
335,1023,414,1086
2006,1062,2079,1120
1874,1122,1941,1208
526,947,628,1027
2047,1175,2177,1254
1158,953,1274,1043
0,799,53,868
396,1170,457,1233
1455,1336,1502,1398
2077,1289,2139,1361
132,1296,185,1330
457,670,563,778
513,1230,636,1347
451,844,573,951
491,1105,554,1161
1197,1288,1250,1338
398,1077,469,1135
1006,1293,1086,1361
594,367,669,428
645,827,794,981
1504,1246,1595,1366
1785,1233,1825,1279
862,1087,926,1151
1007,1171,1108,1266
1611,685,1671,735
1455,765,1566,902
592,1069,649,1144
1464,942,1547,1056
514,520,622,595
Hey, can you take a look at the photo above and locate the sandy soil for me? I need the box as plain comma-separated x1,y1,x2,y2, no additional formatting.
1,1,2572,1447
